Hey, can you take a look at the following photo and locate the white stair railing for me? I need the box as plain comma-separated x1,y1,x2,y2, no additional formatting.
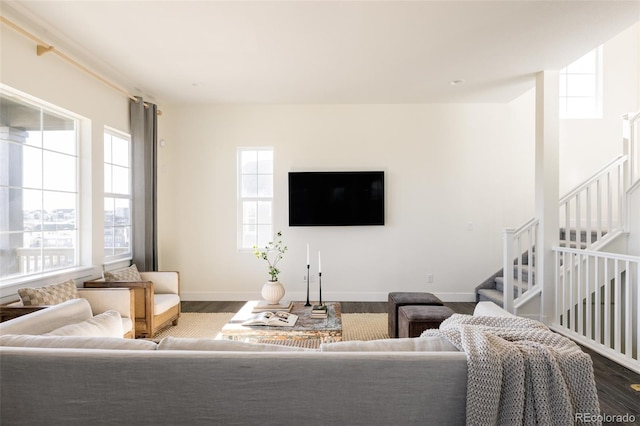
503,156,628,310
504,154,629,309
503,219,539,312
559,155,627,250
552,247,639,374
499,112,640,372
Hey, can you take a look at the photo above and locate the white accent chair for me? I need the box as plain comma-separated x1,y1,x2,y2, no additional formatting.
84,271,180,338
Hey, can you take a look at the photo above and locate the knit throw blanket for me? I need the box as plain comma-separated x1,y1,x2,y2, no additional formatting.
421,314,601,426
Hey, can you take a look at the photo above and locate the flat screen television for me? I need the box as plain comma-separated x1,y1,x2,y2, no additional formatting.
288,171,385,226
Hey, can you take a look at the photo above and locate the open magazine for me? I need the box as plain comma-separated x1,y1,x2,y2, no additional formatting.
242,311,298,327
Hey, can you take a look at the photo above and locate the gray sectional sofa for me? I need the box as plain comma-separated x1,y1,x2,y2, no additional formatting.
0,300,595,425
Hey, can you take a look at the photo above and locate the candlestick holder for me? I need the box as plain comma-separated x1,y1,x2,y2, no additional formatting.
318,271,323,306
305,264,311,306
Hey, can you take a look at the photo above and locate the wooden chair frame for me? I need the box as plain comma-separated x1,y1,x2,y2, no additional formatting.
84,277,180,338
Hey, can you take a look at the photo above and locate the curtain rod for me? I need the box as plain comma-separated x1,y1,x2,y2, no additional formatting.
1,16,162,115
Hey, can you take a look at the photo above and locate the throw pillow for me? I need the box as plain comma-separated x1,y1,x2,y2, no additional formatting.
157,337,311,351
17,279,79,306
103,264,142,282
0,335,157,350
45,310,124,337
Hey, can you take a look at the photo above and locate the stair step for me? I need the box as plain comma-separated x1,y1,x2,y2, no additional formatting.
475,226,608,308
515,265,535,285
495,276,532,295
502,265,536,286
511,226,600,267
477,289,504,307
519,250,534,267
559,240,588,249
559,227,607,243
516,240,585,266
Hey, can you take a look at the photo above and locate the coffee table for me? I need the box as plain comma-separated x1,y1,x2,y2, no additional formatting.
217,301,342,347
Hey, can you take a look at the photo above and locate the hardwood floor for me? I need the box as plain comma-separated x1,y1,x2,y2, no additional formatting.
181,300,640,421
181,301,476,315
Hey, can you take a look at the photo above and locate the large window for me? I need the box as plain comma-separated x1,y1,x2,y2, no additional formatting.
559,46,603,119
237,147,273,250
104,129,132,260
0,91,79,281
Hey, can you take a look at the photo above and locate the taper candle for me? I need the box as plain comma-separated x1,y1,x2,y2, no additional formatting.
318,251,321,273
306,244,309,266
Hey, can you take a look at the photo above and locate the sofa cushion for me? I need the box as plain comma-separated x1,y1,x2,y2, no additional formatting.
0,299,93,336
17,279,79,306
45,310,123,337
157,337,311,351
154,294,180,314
320,336,459,352
103,264,142,282
0,334,157,350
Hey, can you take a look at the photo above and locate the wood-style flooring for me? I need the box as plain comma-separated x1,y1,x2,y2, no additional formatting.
181,300,640,422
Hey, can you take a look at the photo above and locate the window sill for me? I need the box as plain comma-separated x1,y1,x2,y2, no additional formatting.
0,266,98,303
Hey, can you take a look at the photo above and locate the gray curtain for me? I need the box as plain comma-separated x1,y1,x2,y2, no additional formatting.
129,96,158,271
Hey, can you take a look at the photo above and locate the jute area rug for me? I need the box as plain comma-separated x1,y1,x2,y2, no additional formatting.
152,312,389,346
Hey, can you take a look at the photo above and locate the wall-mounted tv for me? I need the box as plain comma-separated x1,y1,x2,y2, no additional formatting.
288,171,385,226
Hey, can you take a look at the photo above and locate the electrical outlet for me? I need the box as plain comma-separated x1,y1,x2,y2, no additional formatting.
427,274,434,284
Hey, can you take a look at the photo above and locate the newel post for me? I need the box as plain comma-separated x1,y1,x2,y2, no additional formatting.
503,228,515,313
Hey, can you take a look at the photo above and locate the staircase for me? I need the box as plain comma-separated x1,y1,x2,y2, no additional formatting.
475,148,630,311
475,228,602,307
474,111,640,373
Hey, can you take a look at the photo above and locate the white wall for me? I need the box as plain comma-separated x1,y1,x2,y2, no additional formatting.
158,24,640,303
158,101,536,302
560,23,640,194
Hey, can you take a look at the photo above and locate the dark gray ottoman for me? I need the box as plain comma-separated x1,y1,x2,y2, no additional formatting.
388,292,443,338
398,305,455,338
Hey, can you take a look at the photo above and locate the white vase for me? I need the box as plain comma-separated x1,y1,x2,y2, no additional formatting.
261,280,285,305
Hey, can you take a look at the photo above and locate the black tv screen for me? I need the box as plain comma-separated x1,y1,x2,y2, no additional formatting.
288,171,385,226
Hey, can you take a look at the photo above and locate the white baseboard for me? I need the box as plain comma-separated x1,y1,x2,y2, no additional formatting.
180,291,476,303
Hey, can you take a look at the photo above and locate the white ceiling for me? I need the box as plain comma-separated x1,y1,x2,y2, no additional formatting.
2,1,640,105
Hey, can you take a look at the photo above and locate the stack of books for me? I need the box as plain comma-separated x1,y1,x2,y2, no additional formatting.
310,304,328,318
251,300,293,313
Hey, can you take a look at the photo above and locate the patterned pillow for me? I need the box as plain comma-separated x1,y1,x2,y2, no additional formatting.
17,279,79,306
103,264,142,282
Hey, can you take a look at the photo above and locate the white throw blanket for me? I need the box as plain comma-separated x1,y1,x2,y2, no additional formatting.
421,314,601,426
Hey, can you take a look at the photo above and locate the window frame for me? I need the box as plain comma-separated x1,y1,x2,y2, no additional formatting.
103,127,132,262
0,88,81,285
237,147,274,252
